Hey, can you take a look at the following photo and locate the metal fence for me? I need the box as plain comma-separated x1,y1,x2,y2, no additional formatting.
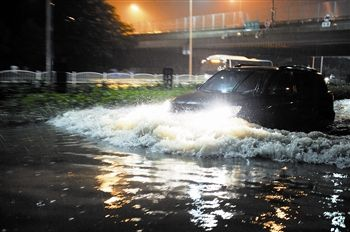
134,12,248,33
0,70,207,86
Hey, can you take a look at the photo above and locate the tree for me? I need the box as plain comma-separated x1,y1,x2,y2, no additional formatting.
0,0,134,71
53,0,134,72
0,0,45,70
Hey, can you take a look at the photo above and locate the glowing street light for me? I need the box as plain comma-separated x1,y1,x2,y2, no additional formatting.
128,3,148,33
130,3,140,13
229,0,242,12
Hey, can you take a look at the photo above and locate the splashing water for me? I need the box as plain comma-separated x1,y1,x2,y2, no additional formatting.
334,99,350,121
50,101,350,169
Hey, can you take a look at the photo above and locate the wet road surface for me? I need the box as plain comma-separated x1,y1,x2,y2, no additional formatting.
1,120,349,231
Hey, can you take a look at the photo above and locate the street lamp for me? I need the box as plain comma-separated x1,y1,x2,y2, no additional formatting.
229,0,243,27
271,0,276,25
128,3,145,33
130,3,140,14
230,0,242,12
189,0,193,77
46,0,53,82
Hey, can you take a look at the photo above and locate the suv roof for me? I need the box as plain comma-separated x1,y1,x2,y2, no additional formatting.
228,64,319,73
229,65,277,70
278,65,318,72
217,65,327,95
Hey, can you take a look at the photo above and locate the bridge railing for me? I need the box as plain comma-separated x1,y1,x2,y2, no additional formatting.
133,0,350,34
134,11,248,33
0,70,208,86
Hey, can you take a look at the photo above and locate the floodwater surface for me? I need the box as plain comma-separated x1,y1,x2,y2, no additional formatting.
0,100,350,231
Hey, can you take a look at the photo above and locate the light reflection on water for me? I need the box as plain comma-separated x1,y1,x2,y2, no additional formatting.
95,152,245,230
93,151,349,231
322,173,348,231
254,180,292,232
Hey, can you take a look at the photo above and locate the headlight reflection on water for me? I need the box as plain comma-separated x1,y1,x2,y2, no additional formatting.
94,153,313,232
95,152,244,230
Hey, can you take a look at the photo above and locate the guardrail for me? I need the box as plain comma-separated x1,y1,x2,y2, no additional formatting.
0,70,208,86
132,0,350,34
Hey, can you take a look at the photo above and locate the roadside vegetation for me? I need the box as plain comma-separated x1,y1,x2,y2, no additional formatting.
328,84,350,100
0,84,195,125
22,85,194,108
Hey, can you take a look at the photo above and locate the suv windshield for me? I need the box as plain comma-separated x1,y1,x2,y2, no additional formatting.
199,69,271,94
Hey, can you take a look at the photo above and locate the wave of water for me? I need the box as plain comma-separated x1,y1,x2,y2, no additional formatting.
49,100,350,169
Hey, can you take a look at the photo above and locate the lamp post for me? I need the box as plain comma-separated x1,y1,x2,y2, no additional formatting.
271,0,275,25
189,0,193,77
129,3,146,33
45,0,53,82
230,0,242,27
231,0,242,12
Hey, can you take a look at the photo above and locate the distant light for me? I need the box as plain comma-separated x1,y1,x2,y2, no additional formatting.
65,16,76,22
130,4,140,13
324,77,330,84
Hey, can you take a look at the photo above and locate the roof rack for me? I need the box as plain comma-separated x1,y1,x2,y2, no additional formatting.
233,63,269,67
279,65,318,72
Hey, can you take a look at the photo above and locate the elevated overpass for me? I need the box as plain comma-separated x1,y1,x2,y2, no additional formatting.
128,17,350,74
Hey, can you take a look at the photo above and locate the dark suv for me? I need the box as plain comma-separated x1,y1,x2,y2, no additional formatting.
171,65,335,130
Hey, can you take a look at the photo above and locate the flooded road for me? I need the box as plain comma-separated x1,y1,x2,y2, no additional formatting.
1,100,350,231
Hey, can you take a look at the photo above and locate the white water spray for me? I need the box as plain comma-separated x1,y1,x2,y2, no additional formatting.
50,100,350,168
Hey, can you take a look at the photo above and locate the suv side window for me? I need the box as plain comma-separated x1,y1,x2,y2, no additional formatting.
294,71,313,99
235,71,263,94
199,71,238,93
266,71,294,96
199,70,249,93
293,71,327,99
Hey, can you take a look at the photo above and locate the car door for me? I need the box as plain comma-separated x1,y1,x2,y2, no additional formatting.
228,69,267,121
259,70,299,127
293,71,332,123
